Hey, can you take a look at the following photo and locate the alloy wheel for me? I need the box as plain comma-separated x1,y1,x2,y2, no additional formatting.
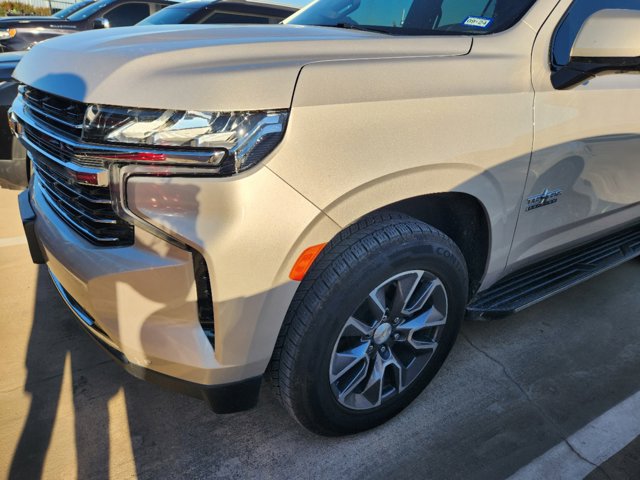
329,270,449,411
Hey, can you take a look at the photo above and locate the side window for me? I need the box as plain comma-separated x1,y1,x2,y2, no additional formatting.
552,0,640,67
104,2,151,27
202,12,271,24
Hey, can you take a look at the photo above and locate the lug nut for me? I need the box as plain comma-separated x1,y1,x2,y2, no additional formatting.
367,345,374,353
394,333,400,341
380,346,387,353
394,318,400,325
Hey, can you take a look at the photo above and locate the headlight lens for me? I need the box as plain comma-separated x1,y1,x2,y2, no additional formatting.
0,29,17,40
83,105,289,174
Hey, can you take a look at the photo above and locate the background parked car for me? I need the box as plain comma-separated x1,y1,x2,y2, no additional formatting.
1,0,96,21
0,0,174,52
138,0,297,26
0,52,25,189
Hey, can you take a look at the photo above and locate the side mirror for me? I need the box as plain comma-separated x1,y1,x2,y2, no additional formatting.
551,9,640,89
93,17,110,29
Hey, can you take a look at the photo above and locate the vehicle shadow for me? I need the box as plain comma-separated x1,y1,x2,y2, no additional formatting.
8,266,129,480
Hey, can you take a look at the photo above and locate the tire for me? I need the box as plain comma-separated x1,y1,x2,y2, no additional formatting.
270,213,469,435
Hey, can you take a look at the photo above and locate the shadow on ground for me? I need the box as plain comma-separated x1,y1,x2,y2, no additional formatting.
8,262,640,480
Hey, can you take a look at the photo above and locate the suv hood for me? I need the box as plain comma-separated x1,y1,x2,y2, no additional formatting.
14,24,472,112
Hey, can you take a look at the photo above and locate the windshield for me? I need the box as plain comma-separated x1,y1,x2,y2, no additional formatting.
137,5,200,25
53,0,95,19
285,0,537,35
68,0,114,21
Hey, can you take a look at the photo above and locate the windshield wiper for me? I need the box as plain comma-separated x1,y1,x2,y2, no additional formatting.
329,23,391,35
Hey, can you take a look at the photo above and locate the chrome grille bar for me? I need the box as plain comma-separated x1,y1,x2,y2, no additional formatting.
37,177,121,244
37,176,118,225
36,165,111,206
24,100,84,131
20,85,85,138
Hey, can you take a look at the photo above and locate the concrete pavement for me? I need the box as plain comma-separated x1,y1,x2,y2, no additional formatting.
2,187,640,480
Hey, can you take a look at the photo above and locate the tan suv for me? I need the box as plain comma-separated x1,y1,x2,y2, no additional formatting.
8,0,640,435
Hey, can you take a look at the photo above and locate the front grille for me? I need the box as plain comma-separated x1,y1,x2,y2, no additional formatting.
21,86,85,139
18,87,135,247
24,122,106,169
32,156,134,246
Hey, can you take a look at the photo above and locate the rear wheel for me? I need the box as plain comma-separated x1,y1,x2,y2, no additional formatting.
271,214,468,435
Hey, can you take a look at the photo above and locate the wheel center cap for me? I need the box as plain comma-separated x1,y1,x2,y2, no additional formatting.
373,323,393,345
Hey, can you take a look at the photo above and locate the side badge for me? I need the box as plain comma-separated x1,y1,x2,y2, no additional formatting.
526,188,562,212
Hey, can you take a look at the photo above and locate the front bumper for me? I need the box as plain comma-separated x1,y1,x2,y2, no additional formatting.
19,187,263,413
49,266,262,413
18,156,340,413
50,267,262,413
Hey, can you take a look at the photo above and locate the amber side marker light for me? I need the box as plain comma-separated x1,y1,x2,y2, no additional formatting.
289,243,327,281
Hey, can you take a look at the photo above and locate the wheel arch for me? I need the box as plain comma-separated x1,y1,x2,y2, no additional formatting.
364,193,491,296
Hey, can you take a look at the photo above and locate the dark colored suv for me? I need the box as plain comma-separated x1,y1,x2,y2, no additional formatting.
0,0,174,52
138,0,297,26
0,52,25,189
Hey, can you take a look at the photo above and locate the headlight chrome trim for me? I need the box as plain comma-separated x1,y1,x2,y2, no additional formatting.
83,104,289,175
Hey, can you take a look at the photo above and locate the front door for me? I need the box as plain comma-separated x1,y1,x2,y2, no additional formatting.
509,0,640,269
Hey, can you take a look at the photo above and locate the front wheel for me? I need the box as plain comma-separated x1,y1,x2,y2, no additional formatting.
271,214,468,435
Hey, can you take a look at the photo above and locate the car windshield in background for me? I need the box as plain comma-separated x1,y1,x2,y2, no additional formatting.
285,0,537,35
137,5,199,25
67,0,114,21
52,0,95,18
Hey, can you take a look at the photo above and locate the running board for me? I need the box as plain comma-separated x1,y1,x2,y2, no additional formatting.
467,223,640,319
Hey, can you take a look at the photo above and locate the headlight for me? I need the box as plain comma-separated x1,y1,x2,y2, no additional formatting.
0,29,17,40
83,105,289,174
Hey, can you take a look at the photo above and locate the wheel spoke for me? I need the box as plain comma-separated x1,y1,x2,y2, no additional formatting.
337,357,370,401
385,351,404,393
390,271,423,317
401,353,431,388
407,338,438,351
367,289,387,318
402,278,443,316
330,342,370,383
397,306,446,334
359,354,385,407
342,316,374,337
397,306,445,351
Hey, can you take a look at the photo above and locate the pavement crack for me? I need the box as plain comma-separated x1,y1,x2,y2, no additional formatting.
460,331,611,479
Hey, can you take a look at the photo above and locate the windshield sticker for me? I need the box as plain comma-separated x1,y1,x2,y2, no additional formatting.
463,16,493,28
